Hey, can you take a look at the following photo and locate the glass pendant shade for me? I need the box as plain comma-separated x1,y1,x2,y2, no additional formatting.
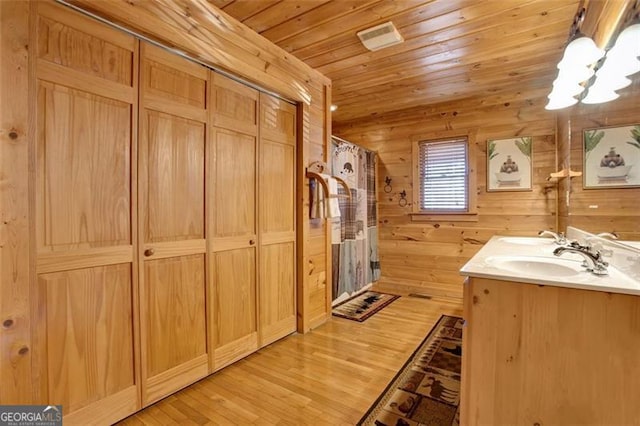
598,74,632,91
602,51,640,76
550,76,585,97
611,23,640,56
556,65,594,83
548,22,638,109
558,35,605,68
581,86,619,104
545,96,578,110
594,67,632,91
555,66,594,84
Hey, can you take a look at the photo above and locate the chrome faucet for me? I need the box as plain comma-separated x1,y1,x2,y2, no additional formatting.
538,230,567,245
596,232,618,240
585,236,614,257
553,242,609,275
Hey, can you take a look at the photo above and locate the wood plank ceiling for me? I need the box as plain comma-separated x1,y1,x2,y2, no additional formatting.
209,0,582,125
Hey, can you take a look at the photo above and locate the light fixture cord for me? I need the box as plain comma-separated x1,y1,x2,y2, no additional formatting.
568,6,587,39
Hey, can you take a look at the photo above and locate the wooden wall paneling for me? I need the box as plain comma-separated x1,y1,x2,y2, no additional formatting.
68,0,329,104
581,0,635,48
334,73,557,126
338,94,555,142
31,2,140,423
208,72,259,371
259,93,297,346
323,84,332,320
296,102,311,332
138,41,208,406
300,83,331,330
337,86,553,135
0,0,32,405
334,94,557,298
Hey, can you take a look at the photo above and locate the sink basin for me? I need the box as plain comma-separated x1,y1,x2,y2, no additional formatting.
485,255,582,277
461,234,640,295
497,237,555,246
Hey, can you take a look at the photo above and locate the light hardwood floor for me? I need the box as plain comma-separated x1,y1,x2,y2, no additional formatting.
119,292,463,425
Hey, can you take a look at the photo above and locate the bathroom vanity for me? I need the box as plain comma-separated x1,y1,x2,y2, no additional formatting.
459,234,640,425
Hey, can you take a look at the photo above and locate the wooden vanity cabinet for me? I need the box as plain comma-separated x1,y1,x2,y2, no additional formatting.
461,277,640,425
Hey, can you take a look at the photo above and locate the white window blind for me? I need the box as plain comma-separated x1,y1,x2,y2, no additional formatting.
418,138,469,212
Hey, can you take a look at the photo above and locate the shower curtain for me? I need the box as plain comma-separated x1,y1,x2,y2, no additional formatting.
331,136,381,302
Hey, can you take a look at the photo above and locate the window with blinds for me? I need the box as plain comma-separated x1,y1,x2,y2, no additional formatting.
418,138,469,212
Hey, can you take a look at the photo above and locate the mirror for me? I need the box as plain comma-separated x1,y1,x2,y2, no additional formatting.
566,226,640,254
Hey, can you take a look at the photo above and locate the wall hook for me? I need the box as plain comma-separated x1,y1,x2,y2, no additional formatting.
384,176,392,193
398,190,407,207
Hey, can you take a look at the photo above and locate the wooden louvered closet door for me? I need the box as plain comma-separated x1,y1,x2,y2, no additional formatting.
138,42,209,406
208,73,260,370
258,93,297,347
33,3,140,424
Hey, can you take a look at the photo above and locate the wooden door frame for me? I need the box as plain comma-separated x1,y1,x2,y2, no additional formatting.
295,102,312,333
295,82,333,333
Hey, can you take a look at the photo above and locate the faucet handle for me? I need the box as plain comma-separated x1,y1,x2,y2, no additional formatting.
538,230,568,245
596,232,618,240
585,236,614,258
568,240,588,250
589,262,609,275
594,251,609,267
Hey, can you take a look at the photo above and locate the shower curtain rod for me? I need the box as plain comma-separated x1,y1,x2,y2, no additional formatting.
331,135,378,154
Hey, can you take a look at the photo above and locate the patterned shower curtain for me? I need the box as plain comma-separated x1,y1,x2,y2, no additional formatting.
331,136,381,301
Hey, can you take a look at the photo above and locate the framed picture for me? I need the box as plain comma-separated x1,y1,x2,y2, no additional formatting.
583,124,640,189
487,137,532,192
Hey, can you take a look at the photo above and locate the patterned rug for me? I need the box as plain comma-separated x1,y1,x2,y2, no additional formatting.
358,315,463,426
332,291,400,322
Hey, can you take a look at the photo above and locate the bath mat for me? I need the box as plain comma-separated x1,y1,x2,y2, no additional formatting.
358,315,464,426
331,291,400,322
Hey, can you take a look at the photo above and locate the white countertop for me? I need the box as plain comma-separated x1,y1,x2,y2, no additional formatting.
460,235,640,296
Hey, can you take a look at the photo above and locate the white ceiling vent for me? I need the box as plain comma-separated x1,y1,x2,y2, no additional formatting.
357,21,404,51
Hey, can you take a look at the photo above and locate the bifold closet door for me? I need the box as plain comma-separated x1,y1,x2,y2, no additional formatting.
258,94,297,347
138,42,209,405
33,3,139,424
208,73,259,370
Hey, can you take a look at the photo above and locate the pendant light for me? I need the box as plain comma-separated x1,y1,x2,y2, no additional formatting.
546,8,639,109
556,35,605,70
545,8,604,110
581,86,620,104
